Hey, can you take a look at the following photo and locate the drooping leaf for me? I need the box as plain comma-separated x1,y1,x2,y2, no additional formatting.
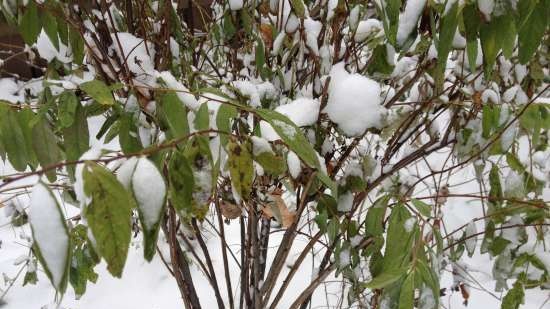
32,117,62,182
363,267,406,289
160,92,189,139
168,150,195,215
227,139,254,201
517,0,548,64
19,2,41,45
0,106,31,171
80,80,115,105
58,91,79,128
83,162,134,277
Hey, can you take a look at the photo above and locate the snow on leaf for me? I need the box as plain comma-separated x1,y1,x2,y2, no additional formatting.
28,182,70,292
132,158,166,231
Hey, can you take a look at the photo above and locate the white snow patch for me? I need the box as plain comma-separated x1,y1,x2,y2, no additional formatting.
396,0,427,45
287,151,301,179
132,158,166,230
28,182,69,289
324,63,385,136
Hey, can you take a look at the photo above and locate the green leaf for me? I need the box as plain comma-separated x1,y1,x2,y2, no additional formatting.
19,2,41,45
216,104,237,146
255,38,266,78
227,139,254,201
0,106,31,171
367,44,395,76
168,150,195,216
463,3,480,70
411,199,432,217
41,11,59,51
365,195,390,236
256,109,337,196
80,80,115,105
83,162,134,277
32,117,62,182
58,91,79,128
398,271,414,309
289,0,306,18
119,113,143,154
255,152,287,176
488,164,503,213
69,26,84,65
194,103,210,131
501,280,524,309
480,18,500,79
482,105,501,138
494,13,517,59
435,1,459,89
363,267,406,289
517,0,548,64
63,101,89,173
160,92,189,139
377,0,400,45
383,204,414,271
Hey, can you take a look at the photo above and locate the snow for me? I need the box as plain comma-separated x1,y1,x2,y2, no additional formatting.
116,157,138,189
112,32,155,77
304,18,322,56
324,63,385,136
337,192,353,212
28,182,69,289
464,220,477,255
274,98,320,127
232,80,277,107
478,0,495,20
272,32,286,55
354,19,383,42
36,31,72,63
396,0,427,45
0,78,24,102
131,158,166,230
229,0,244,10
403,217,416,232
251,136,273,155
156,71,200,110
287,151,301,179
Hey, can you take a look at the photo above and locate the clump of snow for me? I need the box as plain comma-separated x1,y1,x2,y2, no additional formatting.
229,0,244,10
504,170,523,198
337,192,354,212
304,18,322,56
354,19,383,42
276,98,320,127
111,32,155,76
260,98,320,141
36,31,72,63
156,71,200,110
287,151,301,179
396,0,427,45
116,157,138,189
132,158,167,230
251,136,273,155
0,78,24,102
404,217,417,232
478,0,495,20
28,182,69,289
339,249,351,267
233,80,277,107
324,63,385,136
